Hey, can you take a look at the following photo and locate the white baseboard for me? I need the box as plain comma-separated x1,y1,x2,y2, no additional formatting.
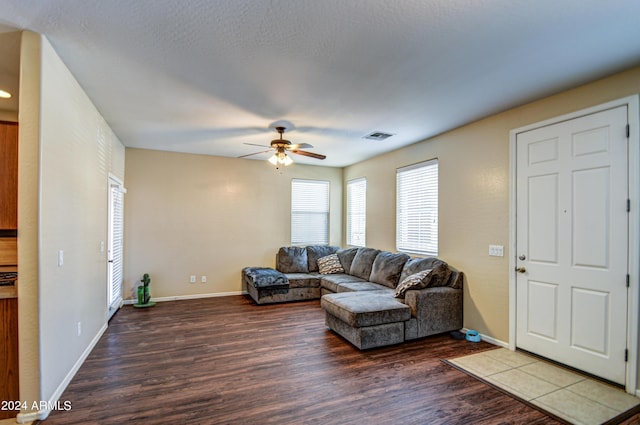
17,323,108,423
123,290,247,305
461,327,509,348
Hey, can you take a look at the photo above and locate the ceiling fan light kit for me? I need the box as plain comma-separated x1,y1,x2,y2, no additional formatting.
268,152,293,166
240,125,326,168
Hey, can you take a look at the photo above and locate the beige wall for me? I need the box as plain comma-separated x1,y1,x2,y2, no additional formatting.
124,148,342,300
0,111,18,121
18,32,126,416
344,66,640,346
17,30,42,413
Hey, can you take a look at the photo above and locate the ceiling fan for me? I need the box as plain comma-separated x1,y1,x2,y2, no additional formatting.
238,126,326,166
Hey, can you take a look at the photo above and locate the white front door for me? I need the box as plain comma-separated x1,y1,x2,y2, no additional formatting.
515,105,629,384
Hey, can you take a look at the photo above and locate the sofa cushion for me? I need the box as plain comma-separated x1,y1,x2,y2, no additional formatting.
336,247,359,272
399,257,451,286
307,245,340,272
285,273,321,289
276,246,308,273
317,254,345,274
337,281,394,293
349,248,381,280
321,292,410,327
320,274,366,293
369,252,410,288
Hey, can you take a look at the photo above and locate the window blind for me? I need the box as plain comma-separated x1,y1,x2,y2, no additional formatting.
396,159,438,255
346,177,366,247
291,179,330,245
108,182,125,315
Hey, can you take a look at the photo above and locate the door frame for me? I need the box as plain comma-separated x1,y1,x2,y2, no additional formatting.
508,95,639,395
107,173,126,320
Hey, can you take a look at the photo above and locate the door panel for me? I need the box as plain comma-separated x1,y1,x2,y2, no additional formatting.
572,167,609,268
571,287,608,355
527,280,558,341
516,105,628,384
528,174,559,263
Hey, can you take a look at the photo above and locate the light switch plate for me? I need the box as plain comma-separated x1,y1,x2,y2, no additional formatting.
489,245,504,257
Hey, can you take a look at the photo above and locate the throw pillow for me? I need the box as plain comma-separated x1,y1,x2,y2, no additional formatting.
317,254,345,274
394,269,434,298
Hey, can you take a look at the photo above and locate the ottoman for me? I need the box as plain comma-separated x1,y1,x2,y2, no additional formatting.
321,292,411,349
242,267,289,304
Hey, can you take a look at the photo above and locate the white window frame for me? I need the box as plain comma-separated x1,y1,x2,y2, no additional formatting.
346,177,366,247
291,179,330,246
396,159,439,255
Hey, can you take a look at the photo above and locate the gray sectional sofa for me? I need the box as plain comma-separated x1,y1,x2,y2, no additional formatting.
242,245,463,349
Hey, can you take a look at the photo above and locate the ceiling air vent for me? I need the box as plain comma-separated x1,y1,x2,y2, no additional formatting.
363,131,394,141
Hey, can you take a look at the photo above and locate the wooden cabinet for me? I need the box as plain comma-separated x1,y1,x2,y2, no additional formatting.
0,238,17,299
0,298,18,419
0,121,18,419
0,121,18,230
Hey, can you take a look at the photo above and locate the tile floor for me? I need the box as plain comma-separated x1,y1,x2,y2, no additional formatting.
448,348,640,425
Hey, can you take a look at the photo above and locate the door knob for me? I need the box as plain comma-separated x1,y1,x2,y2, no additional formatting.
515,267,526,274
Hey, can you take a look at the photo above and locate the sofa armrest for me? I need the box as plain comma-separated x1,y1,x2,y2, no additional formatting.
447,268,463,289
403,286,462,337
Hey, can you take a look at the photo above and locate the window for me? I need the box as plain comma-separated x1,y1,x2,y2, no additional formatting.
346,178,366,247
396,159,438,255
291,179,330,245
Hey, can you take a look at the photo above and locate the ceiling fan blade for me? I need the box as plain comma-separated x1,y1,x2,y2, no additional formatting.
290,150,326,160
238,149,272,158
288,143,313,150
243,142,271,148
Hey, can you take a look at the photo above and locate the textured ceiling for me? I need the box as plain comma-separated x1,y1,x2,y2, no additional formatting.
1,0,640,166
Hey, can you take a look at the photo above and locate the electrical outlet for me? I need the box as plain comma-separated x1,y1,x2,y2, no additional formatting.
201,275,207,283
489,245,504,257
190,275,196,283
58,250,64,267
77,322,82,337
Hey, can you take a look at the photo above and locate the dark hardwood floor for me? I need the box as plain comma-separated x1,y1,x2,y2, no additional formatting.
39,296,633,424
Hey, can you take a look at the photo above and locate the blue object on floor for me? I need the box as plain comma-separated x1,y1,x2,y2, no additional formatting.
465,330,481,342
